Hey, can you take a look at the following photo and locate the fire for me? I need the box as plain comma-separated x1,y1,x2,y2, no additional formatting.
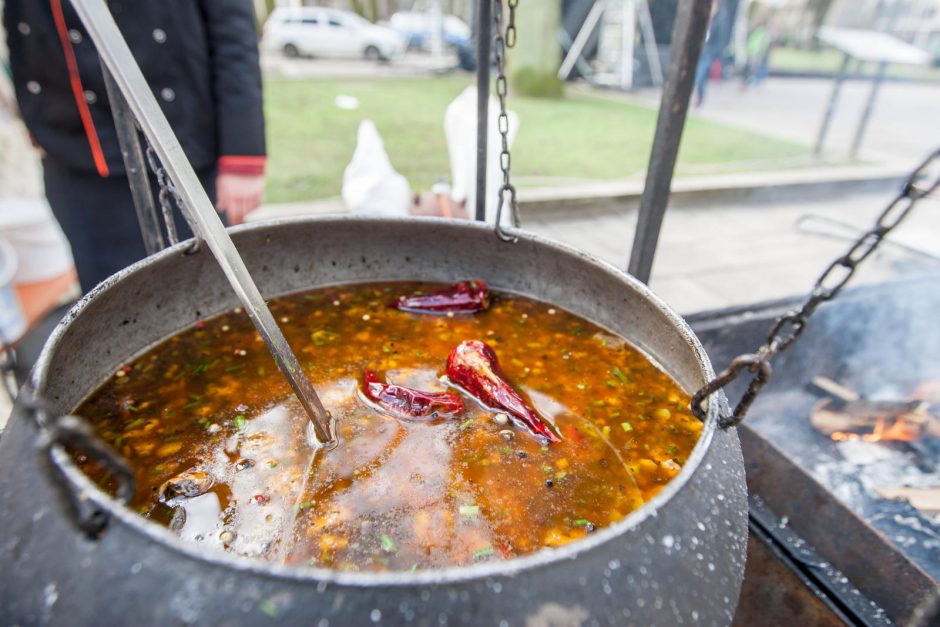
831,417,921,443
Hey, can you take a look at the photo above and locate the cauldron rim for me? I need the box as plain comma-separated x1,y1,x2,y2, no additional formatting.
31,215,723,587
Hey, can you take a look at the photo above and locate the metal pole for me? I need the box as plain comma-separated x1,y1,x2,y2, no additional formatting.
638,0,663,86
620,0,636,90
101,66,165,256
850,61,887,160
70,0,335,447
627,0,711,284
813,53,851,157
475,0,492,222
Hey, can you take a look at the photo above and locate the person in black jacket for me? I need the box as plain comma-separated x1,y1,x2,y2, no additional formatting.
3,0,266,290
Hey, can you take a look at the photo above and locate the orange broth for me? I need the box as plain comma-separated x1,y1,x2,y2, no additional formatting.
76,281,702,571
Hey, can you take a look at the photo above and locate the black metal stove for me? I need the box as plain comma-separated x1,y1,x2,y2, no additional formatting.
691,272,940,626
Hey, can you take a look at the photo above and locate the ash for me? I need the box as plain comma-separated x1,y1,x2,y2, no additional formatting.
748,387,940,581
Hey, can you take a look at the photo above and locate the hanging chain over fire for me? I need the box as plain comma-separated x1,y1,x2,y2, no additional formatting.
693,147,940,428
493,0,521,242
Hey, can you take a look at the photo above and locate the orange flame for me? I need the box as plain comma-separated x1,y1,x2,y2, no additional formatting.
831,417,920,443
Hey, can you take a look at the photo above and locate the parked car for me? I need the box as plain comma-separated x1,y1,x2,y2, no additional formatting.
389,11,471,51
263,8,405,61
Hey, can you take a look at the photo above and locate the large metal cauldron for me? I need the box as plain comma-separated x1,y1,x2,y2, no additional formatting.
0,217,747,625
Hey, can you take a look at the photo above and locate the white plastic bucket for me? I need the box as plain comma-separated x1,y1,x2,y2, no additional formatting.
0,237,26,343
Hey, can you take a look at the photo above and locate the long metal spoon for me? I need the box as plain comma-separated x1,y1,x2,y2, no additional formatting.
70,0,335,447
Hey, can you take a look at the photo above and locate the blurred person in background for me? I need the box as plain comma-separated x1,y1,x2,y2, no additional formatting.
740,17,773,88
694,0,734,107
3,0,267,291
1,16,76,345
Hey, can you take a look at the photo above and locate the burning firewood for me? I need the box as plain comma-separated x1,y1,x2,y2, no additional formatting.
808,377,940,442
875,487,940,517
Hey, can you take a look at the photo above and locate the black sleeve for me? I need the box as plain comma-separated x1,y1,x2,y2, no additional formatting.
197,0,266,159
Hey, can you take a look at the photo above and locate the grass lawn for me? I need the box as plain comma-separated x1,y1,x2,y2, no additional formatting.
264,76,809,204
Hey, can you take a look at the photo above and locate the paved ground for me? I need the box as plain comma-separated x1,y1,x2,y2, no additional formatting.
525,187,940,315
623,77,940,170
249,186,940,316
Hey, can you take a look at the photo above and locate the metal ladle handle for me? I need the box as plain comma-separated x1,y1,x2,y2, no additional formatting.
69,0,335,447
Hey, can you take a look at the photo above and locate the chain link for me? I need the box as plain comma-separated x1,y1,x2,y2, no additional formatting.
692,147,940,428
144,143,200,254
493,0,521,242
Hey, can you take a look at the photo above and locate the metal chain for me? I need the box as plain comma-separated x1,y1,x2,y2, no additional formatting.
493,0,521,242
692,147,940,428
143,143,200,254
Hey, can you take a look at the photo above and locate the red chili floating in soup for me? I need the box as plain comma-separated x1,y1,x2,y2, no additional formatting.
447,339,560,443
390,279,489,314
75,282,703,571
361,369,464,421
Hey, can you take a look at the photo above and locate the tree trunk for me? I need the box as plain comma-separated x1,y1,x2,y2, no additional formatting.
508,0,564,98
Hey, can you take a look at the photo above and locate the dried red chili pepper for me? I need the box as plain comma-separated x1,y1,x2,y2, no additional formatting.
446,340,561,443
361,370,465,421
391,280,489,314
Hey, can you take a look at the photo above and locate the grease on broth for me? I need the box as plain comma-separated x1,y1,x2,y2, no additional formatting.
76,282,702,571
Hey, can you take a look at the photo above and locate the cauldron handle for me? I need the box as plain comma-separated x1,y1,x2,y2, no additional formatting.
27,397,136,539
692,147,940,429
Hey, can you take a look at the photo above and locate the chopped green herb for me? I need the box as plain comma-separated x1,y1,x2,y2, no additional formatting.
311,329,338,347
382,343,392,353
459,505,480,518
666,444,678,455
459,418,474,430
380,533,398,553
299,501,317,510
182,400,202,410
611,367,629,384
224,364,245,373
472,546,494,559
572,519,590,527
258,599,280,618
125,418,146,430
571,326,584,335
541,465,553,473
620,421,633,432
126,404,140,413
409,563,419,573
233,415,247,432
605,380,617,388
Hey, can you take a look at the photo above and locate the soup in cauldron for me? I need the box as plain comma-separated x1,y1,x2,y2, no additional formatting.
75,281,702,571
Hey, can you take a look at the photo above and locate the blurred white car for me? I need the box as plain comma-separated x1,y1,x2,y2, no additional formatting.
263,8,405,61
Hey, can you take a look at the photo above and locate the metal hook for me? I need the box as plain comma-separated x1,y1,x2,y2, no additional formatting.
495,184,520,243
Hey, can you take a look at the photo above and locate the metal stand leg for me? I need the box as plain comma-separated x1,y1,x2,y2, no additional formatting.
102,66,165,256
475,0,492,222
627,0,712,284
813,53,851,157
850,61,887,160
